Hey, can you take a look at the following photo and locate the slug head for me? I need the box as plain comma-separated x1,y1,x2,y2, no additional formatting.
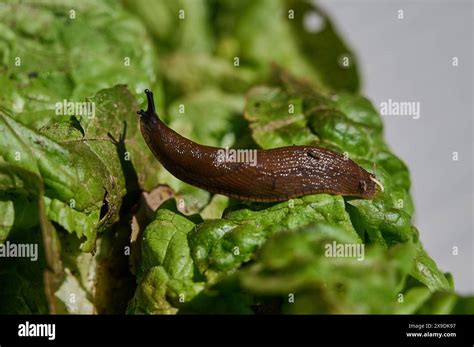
357,172,384,199
137,89,159,124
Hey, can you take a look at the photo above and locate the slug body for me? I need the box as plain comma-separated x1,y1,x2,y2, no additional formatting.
138,90,378,202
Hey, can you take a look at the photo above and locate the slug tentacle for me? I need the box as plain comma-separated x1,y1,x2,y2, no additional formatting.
144,89,156,115
137,89,159,124
138,89,378,202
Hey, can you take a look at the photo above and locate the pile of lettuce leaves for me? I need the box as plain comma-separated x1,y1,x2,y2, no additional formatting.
0,0,472,314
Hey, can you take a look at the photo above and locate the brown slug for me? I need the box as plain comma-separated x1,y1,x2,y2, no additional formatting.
138,89,382,202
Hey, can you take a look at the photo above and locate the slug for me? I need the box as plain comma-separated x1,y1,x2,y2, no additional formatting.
138,89,382,202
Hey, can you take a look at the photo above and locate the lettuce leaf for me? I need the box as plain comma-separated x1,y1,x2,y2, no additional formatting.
127,200,205,314
0,0,160,121
128,193,359,313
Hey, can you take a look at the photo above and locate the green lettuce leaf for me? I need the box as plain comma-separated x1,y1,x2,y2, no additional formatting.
161,53,259,98
237,223,415,314
0,228,50,314
191,194,359,282
127,200,205,314
0,0,160,124
181,223,415,314
0,163,61,314
123,0,214,54
0,107,123,251
128,193,359,313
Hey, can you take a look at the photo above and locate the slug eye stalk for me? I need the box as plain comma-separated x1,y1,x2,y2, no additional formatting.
370,176,384,192
137,89,157,119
